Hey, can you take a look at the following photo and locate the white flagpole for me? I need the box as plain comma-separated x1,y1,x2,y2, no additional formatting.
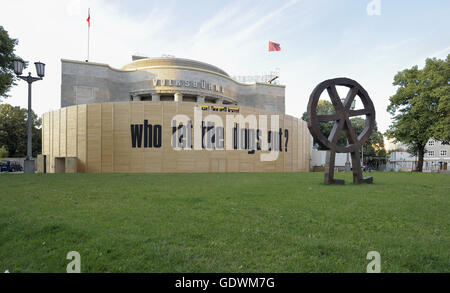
87,8,90,62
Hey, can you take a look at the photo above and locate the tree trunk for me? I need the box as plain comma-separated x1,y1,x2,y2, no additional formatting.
416,146,424,172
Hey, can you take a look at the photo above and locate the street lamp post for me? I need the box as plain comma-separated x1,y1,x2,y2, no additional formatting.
13,60,45,174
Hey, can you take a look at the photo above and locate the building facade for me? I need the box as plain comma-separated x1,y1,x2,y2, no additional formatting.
386,139,450,172
40,57,310,173
424,139,450,171
61,56,285,113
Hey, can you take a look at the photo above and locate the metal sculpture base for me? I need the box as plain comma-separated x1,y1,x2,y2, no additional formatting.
324,150,373,185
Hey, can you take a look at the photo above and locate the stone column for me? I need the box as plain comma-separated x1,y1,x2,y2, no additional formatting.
174,92,183,102
197,95,205,103
152,93,160,102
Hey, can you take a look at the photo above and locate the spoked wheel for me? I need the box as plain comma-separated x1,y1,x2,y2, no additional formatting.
307,78,376,184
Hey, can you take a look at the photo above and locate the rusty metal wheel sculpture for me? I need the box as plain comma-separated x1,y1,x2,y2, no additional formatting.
307,78,375,184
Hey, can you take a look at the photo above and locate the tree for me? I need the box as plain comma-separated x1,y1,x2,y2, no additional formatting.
302,100,339,150
302,101,386,158
350,117,386,158
425,55,450,143
0,103,41,157
0,26,27,100
386,55,449,172
0,145,8,158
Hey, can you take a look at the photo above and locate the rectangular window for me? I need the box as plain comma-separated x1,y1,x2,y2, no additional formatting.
428,140,435,146
428,151,435,156
441,150,447,156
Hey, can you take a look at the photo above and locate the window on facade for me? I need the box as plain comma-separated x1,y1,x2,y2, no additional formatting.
160,95,174,102
428,150,435,156
428,140,435,146
140,95,152,101
183,95,196,102
441,150,448,156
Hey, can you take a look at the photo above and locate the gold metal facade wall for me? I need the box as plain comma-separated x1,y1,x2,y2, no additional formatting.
42,102,310,173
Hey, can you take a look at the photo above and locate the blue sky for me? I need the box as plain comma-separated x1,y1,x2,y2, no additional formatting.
1,0,449,132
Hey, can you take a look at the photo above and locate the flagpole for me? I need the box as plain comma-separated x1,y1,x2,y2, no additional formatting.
87,24,90,61
87,8,90,62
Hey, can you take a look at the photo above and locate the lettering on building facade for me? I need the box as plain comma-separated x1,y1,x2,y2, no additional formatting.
152,79,225,94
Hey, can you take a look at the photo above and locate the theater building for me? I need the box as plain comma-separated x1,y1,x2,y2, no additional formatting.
39,56,311,173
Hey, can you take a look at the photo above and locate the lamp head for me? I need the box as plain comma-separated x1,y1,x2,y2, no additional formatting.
34,62,45,78
13,59,24,76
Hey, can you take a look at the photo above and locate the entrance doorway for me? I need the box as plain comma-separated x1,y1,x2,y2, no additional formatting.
55,158,66,173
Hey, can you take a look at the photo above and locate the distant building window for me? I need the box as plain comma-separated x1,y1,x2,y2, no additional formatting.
428,151,435,156
441,150,447,156
428,140,435,146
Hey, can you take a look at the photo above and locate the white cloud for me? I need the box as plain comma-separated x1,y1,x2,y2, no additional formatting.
227,0,300,44
192,3,242,41
430,46,450,59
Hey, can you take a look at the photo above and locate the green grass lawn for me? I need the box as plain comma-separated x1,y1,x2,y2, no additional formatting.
0,172,448,273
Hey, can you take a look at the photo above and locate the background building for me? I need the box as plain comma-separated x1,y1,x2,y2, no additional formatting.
424,139,450,172
386,139,450,172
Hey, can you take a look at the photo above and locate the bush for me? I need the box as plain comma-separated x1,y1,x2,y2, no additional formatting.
0,145,9,158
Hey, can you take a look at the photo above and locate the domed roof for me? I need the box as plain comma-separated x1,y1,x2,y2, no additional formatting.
122,57,229,77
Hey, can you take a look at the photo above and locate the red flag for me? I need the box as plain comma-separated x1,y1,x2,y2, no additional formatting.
87,8,91,27
268,41,281,52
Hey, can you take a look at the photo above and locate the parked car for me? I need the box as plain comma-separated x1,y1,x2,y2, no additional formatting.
0,160,23,172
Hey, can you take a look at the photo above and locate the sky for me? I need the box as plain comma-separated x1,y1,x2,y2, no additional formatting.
1,0,449,133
